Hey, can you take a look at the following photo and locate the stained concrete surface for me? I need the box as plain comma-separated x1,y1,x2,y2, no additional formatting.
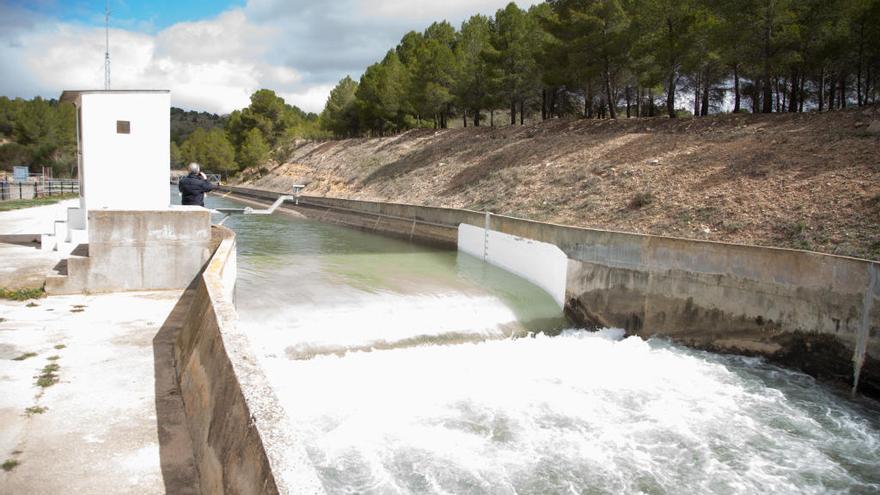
0,290,199,494
0,199,76,289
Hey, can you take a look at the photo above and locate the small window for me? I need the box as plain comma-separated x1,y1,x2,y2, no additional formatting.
116,120,130,134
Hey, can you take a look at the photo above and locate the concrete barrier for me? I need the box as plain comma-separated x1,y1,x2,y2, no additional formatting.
221,185,879,397
174,225,324,494
46,208,213,294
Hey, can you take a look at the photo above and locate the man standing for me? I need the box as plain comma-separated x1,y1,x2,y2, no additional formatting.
178,162,216,207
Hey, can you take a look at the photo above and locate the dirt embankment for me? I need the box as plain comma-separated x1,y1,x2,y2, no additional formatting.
234,107,880,260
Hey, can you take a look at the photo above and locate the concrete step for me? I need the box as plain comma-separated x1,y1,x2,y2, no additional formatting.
53,220,68,243
40,233,56,252
45,244,90,295
67,227,87,245
56,241,77,256
66,206,85,230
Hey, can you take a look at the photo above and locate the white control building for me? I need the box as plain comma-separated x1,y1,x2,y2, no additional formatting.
44,90,171,251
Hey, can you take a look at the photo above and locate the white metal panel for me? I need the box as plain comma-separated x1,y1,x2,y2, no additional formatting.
458,223,567,308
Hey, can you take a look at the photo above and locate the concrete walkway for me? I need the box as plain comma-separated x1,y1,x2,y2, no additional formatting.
0,199,77,289
0,289,200,494
0,199,76,235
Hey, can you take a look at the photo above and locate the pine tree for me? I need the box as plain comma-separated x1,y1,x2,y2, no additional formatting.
238,128,270,169
321,76,360,137
456,15,493,126
485,3,542,125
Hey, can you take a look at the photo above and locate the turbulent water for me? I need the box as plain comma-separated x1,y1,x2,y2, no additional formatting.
193,190,880,495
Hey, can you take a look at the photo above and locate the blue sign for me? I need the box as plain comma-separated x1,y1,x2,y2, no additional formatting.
13,166,29,182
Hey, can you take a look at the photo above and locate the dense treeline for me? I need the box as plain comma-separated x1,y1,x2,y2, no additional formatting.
170,107,225,145
0,97,76,177
320,0,880,137
1,90,321,178
175,89,323,176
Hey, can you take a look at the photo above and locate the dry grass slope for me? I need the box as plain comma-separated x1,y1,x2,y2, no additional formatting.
235,106,880,260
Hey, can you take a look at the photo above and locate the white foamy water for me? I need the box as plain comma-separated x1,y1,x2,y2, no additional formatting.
244,292,523,359
267,331,880,495
198,191,880,495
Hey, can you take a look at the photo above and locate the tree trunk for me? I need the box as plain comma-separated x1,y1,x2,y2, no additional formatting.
763,73,774,113
733,65,741,113
752,79,761,113
799,76,806,112
584,88,589,118
636,86,642,117
463,109,467,128
818,68,825,111
649,87,656,117
866,65,873,105
762,8,773,113
625,86,631,118
775,77,782,112
701,72,710,116
510,100,516,126
474,108,480,127
828,73,836,110
586,80,594,118
550,88,557,118
542,88,547,120
519,99,525,125
693,72,701,116
604,59,616,119
666,16,677,118
857,20,865,106
839,74,846,108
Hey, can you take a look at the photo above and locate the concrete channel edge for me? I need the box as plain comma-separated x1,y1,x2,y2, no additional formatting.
173,225,325,495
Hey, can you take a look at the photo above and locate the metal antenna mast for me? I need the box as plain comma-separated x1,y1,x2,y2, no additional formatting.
104,0,111,90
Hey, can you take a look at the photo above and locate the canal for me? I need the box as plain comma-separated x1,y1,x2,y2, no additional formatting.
181,189,880,494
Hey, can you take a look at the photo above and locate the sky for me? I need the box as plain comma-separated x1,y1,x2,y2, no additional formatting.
0,0,540,115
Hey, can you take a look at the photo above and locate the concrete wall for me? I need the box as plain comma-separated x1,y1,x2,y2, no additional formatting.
46,207,213,294
174,226,324,495
221,185,880,396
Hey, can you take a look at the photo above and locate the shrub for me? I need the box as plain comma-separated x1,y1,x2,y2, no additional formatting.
629,191,654,209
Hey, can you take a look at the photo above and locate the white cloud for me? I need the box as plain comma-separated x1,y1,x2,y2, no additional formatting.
0,1,542,115
358,0,541,21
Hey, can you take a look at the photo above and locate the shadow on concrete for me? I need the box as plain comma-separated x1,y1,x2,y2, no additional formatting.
0,233,41,248
152,285,201,494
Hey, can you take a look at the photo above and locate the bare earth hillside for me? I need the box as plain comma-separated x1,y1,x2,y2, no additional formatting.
234,107,880,260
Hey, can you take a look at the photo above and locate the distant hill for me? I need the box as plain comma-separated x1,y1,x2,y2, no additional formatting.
170,107,225,145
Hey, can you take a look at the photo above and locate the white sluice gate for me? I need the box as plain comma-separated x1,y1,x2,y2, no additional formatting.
458,220,567,309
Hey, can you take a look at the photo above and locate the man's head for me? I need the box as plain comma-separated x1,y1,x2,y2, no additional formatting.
188,162,200,175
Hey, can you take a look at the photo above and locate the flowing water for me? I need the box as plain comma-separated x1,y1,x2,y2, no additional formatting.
188,190,880,494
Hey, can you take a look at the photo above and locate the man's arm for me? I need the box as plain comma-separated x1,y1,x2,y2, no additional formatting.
199,177,217,193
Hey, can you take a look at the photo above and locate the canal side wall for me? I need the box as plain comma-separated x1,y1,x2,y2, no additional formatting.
174,225,325,495
220,185,880,396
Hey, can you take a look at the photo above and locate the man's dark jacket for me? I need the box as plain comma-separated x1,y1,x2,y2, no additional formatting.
178,173,216,206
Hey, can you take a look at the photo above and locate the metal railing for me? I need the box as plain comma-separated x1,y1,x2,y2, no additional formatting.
0,179,80,201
